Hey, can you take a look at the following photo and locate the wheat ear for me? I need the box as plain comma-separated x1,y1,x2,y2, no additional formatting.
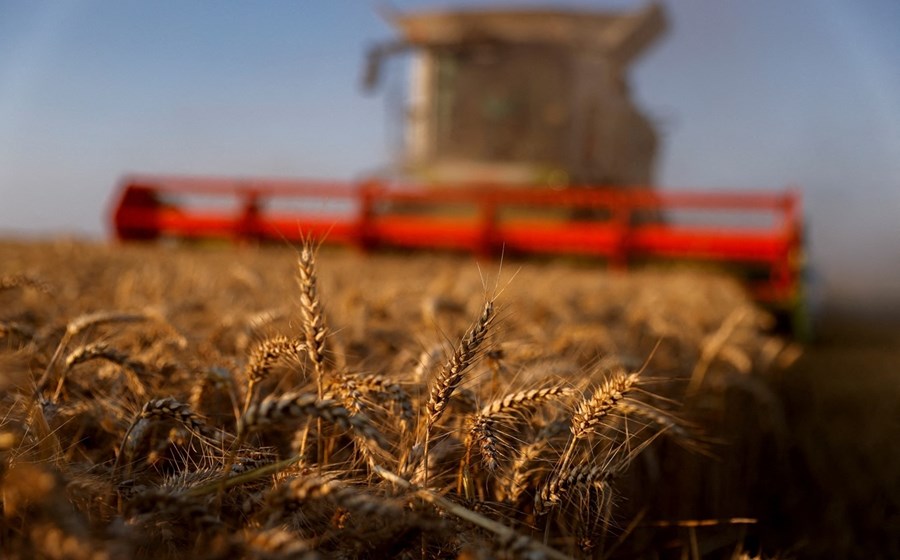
503,440,551,503
297,239,329,466
266,475,403,523
36,311,150,398
555,369,639,476
242,335,307,413
0,321,34,341
419,298,494,486
0,273,50,293
468,386,574,472
297,242,328,382
354,373,415,433
536,463,612,514
424,300,495,432
56,342,149,401
114,397,211,474
570,370,640,440
239,391,387,452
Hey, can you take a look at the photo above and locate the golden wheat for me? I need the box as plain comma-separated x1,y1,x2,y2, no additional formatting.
0,241,789,559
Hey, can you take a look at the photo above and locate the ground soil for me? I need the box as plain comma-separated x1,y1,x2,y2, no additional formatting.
763,312,900,558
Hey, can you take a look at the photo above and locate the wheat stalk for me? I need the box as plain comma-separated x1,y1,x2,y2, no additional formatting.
374,465,571,560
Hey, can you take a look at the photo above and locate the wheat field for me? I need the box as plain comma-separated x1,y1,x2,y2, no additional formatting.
0,239,796,559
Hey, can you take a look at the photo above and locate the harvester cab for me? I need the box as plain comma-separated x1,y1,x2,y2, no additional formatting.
363,4,666,188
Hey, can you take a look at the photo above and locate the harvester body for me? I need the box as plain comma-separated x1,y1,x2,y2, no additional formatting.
109,4,807,333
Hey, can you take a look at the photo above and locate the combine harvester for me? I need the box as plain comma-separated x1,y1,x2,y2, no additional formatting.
110,4,807,335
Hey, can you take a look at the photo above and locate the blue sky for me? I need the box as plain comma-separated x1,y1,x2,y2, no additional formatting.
1,1,898,310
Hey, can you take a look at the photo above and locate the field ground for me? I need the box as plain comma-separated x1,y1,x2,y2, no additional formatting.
0,239,897,558
768,313,900,557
